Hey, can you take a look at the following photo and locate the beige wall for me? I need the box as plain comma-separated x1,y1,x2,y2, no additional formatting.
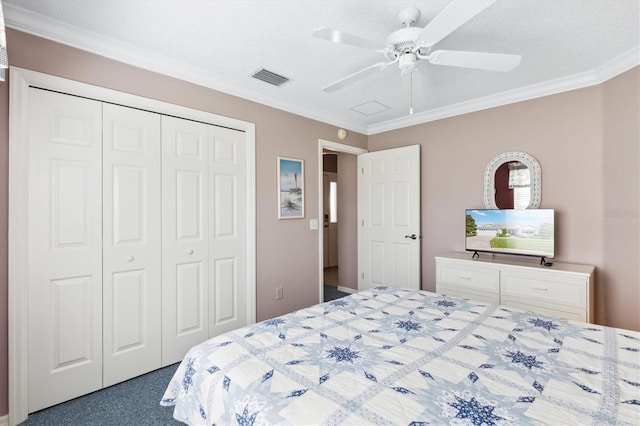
368,66,639,332
602,68,640,331
0,28,638,417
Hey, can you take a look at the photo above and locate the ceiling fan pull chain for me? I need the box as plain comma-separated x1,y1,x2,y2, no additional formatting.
409,71,414,115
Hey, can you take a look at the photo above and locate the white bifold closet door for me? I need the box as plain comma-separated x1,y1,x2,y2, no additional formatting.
27,90,163,410
102,103,162,387
207,124,248,338
161,117,210,364
161,116,248,365
27,89,104,412
26,86,250,412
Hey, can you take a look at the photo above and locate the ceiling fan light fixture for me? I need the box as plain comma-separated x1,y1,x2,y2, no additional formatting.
399,52,416,73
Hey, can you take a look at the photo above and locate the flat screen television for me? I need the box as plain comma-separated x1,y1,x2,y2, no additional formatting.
465,208,555,261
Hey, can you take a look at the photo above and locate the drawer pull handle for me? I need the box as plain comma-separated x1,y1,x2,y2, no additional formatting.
533,287,548,291
460,276,472,280
127,255,134,262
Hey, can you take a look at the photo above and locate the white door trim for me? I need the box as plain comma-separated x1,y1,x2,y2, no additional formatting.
8,67,256,425
317,139,367,303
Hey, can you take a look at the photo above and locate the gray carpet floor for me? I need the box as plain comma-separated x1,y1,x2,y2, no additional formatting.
21,363,180,425
324,284,349,302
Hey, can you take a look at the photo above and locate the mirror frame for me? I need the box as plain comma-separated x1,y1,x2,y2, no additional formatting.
484,151,541,209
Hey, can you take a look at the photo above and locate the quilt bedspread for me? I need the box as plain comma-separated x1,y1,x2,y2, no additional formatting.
161,286,640,425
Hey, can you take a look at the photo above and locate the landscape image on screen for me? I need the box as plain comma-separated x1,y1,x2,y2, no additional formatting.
465,209,554,258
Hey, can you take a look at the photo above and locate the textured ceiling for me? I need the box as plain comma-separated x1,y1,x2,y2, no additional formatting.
4,0,639,134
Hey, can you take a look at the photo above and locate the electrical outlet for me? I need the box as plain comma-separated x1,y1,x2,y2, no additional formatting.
276,287,284,300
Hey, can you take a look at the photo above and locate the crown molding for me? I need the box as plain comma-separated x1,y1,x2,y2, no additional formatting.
367,47,640,135
5,3,638,137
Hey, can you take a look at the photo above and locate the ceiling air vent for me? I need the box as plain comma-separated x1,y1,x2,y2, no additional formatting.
251,68,290,87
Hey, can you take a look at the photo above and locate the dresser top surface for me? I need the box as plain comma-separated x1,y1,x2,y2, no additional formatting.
436,252,595,275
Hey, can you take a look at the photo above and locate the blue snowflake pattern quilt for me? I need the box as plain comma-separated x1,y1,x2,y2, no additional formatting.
161,286,640,425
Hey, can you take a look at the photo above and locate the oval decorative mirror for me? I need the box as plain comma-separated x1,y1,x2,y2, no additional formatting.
484,151,541,209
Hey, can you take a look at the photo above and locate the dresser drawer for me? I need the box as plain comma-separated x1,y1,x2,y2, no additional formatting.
436,260,499,293
436,284,500,305
501,270,586,309
502,299,585,322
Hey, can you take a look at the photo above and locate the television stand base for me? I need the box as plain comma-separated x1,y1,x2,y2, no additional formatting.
540,256,554,267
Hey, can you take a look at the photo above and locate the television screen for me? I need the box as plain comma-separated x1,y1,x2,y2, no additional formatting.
465,209,554,259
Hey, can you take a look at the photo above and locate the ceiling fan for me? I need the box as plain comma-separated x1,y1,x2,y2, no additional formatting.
313,0,522,93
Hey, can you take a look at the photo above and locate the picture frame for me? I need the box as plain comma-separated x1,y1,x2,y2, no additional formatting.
277,156,304,219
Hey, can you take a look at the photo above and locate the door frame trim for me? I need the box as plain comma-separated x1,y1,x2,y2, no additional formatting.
317,139,367,303
8,67,257,425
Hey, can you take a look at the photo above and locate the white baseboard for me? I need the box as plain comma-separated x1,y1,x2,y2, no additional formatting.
0,414,8,426
337,286,357,294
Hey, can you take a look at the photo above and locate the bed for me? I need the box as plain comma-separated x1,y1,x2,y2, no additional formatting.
161,286,640,425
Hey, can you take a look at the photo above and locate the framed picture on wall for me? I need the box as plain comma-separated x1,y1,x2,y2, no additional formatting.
277,156,304,219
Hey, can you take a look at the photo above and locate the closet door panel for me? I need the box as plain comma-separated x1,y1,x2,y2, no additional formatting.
176,262,204,333
209,126,247,336
111,270,145,348
177,171,204,239
28,89,103,412
213,257,236,323
162,116,210,365
51,276,93,364
103,104,162,386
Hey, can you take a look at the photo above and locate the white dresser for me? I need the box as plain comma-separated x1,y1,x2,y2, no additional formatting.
435,253,595,323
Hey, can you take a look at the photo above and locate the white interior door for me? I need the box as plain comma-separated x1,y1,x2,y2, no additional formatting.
102,104,162,386
161,116,210,365
357,145,421,291
208,126,248,336
27,88,103,412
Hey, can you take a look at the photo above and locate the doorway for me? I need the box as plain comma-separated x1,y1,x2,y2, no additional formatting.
323,160,338,281
317,140,367,303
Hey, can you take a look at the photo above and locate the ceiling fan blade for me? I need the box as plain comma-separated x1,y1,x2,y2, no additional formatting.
322,61,392,92
428,50,521,72
418,0,495,47
313,27,387,51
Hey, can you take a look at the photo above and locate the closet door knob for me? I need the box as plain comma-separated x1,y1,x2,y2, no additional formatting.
187,249,194,255
127,255,135,262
